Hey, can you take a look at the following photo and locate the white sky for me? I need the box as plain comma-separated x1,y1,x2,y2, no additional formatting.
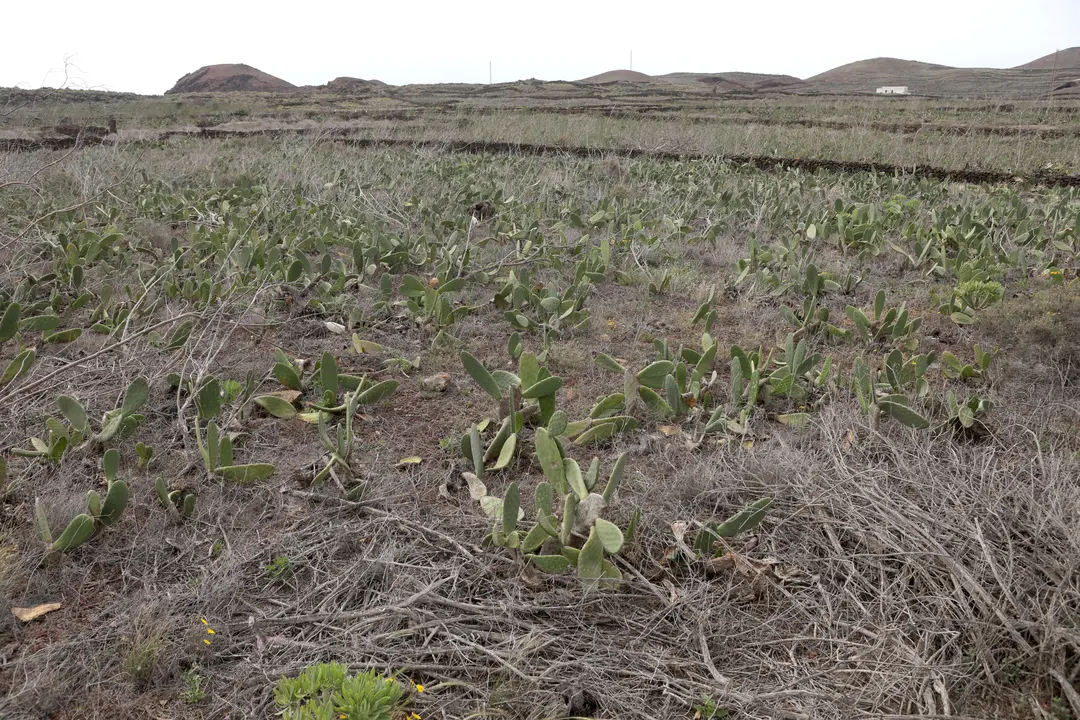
3,1,1078,94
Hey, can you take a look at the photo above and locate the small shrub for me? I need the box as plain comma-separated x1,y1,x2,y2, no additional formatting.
181,665,207,704
265,554,292,578
274,662,406,720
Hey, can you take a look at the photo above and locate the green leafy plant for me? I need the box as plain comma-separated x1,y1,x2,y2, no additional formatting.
940,279,1004,325
273,663,406,720
694,694,730,719
181,665,207,704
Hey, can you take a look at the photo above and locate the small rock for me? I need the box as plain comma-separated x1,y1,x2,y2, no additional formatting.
420,373,450,392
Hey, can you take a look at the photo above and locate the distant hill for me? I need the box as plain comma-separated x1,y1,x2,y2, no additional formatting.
809,57,951,85
325,77,389,92
579,69,654,83
805,56,1075,98
165,64,295,94
661,71,805,92
1014,47,1080,70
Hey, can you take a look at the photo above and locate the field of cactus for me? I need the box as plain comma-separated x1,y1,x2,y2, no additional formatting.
2,101,1080,720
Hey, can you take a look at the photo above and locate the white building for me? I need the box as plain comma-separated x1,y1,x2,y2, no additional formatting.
876,86,909,95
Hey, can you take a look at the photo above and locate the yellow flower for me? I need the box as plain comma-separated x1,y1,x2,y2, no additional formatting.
410,714,422,720
207,628,215,635
203,639,211,646
200,618,209,626
607,320,616,329
414,682,425,693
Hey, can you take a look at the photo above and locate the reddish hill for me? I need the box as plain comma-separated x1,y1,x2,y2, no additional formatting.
165,64,295,94
1014,47,1080,70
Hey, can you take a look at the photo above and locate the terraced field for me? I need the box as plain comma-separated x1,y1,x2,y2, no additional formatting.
1,91,1079,720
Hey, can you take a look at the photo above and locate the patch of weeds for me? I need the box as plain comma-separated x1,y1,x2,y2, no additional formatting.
123,631,164,688
694,694,730,719
181,664,207,704
1049,696,1075,720
265,554,292,578
221,379,244,404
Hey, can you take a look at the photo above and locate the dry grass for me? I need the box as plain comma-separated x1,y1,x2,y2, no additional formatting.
1,125,1079,720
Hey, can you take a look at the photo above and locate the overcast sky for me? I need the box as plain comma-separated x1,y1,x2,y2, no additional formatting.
2,1,1077,94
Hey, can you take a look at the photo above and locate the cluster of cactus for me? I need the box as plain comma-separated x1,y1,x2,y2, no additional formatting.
13,378,149,462
945,391,994,431
155,477,195,522
690,498,773,557
399,272,477,335
574,236,612,282
461,348,635,460
761,334,833,406
846,290,922,350
646,268,672,295
691,286,720,334
194,377,275,484
264,350,398,484
0,302,21,347
941,345,995,382
784,295,847,343
35,449,128,554
465,435,632,592
2,290,91,348
62,377,149,443
852,350,937,429
1,301,41,386
87,284,132,336
595,334,718,421
269,348,397,410
165,263,224,311
707,335,833,434
494,268,592,338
